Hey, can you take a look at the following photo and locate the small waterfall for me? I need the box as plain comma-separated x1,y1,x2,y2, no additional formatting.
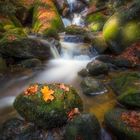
50,45,60,58
61,0,87,27
28,35,60,58
71,13,85,26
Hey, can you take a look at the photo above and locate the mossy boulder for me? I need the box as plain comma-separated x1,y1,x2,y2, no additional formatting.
104,108,140,140
32,0,64,35
64,113,101,140
80,77,107,96
14,83,83,129
103,1,140,54
86,60,109,76
0,38,52,60
91,34,108,54
110,71,140,107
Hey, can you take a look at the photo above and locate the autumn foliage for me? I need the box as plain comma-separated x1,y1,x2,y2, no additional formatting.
121,111,140,132
118,42,140,65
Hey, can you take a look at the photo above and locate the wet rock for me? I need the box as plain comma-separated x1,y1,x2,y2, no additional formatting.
0,118,49,140
64,113,101,140
95,55,114,64
87,60,109,76
96,55,135,68
110,71,140,108
78,68,89,77
0,38,52,60
80,77,107,95
20,58,42,69
14,83,83,129
104,108,140,140
112,57,134,68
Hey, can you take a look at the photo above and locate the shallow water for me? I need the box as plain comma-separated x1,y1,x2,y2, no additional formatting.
0,40,116,140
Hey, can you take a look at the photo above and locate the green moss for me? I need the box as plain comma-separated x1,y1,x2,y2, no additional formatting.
86,13,106,24
103,0,140,53
64,113,101,140
105,108,140,140
110,71,140,107
14,83,83,129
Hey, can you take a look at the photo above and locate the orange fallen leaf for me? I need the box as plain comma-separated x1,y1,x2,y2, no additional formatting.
24,84,38,96
41,86,55,102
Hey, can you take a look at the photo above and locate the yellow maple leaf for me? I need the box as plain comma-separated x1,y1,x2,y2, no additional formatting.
41,86,55,102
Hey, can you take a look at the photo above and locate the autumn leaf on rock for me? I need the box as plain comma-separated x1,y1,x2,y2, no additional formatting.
41,86,55,102
59,83,70,92
24,84,38,96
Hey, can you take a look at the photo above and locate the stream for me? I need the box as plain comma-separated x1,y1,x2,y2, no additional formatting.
0,1,116,140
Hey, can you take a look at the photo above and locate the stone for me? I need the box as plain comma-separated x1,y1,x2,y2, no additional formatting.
80,77,107,95
14,83,83,129
64,113,101,140
0,118,48,140
78,68,89,77
104,108,140,140
86,60,109,76
110,71,140,108
20,58,42,69
103,1,140,54
0,38,52,60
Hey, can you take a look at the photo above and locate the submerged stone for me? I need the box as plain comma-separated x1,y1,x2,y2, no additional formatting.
104,108,140,140
64,113,101,140
14,83,83,129
81,77,107,96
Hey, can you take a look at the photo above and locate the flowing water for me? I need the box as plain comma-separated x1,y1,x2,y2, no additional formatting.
0,35,116,139
0,1,116,139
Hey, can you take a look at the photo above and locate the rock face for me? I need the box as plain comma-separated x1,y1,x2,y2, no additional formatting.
64,113,101,140
103,1,140,54
110,71,140,107
0,38,52,60
81,77,107,95
104,108,140,140
14,83,83,129
87,60,109,76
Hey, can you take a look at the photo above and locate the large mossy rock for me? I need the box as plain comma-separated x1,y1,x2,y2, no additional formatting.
87,60,109,76
64,113,101,140
110,71,140,107
91,34,108,54
14,83,83,129
32,0,64,35
104,108,140,140
80,77,107,96
0,38,52,60
103,1,140,54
